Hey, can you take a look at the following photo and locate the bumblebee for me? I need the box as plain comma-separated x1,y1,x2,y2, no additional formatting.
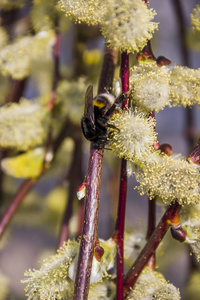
81,85,129,148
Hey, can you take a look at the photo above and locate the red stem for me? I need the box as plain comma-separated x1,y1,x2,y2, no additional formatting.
57,129,82,248
171,0,195,150
123,201,181,298
47,25,60,110
73,145,104,300
114,52,129,300
146,197,156,269
73,46,118,300
0,179,36,238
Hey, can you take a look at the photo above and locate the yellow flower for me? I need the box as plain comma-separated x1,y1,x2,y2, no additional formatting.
0,30,55,80
124,231,146,268
101,0,158,53
170,65,200,107
191,5,200,33
23,238,116,299
0,99,49,151
108,109,157,163
55,77,89,125
127,267,180,299
1,148,45,179
136,153,200,205
58,0,105,25
129,61,171,112
0,0,24,10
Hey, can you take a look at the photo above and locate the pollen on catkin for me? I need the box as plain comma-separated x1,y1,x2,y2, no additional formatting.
0,30,54,80
191,5,200,33
55,77,89,125
136,153,200,205
23,238,116,300
58,0,105,25
0,0,25,10
0,100,49,151
101,0,158,53
22,239,79,300
170,65,200,107
129,61,171,113
108,109,157,164
127,267,180,299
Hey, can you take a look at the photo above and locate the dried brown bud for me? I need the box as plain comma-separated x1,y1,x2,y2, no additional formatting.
137,52,143,62
94,245,104,262
158,143,173,155
170,225,187,243
156,56,172,67
153,141,160,151
187,140,200,165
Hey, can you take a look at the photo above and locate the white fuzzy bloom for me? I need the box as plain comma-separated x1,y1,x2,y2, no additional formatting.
108,109,157,163
68,238,116,284
101,0,158,53
58,0,106,25
124,231,146,268
127,268,180,299
129,61,171,112
191,5,200,33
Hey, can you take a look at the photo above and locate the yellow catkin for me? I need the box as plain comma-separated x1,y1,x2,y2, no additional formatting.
58,0,105,25
101,0,158,53
127,267,180,299
191,5,200,33
108,109,157,163
129,61,171,112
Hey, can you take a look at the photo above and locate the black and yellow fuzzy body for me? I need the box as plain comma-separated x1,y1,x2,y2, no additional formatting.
81,85,128,148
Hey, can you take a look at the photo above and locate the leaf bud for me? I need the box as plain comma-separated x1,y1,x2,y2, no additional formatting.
156,56,172,67
170,225,187,243
158,143,173,155
77,183,86,200
94,245,104,262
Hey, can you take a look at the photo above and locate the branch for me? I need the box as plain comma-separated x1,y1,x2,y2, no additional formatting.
112,52,129,300
73,46,118,300
123,201,181,298
0,178,36,238
171,0,195,149
57,127,83,248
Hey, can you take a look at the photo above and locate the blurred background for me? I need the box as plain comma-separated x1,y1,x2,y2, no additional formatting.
0,0,200,299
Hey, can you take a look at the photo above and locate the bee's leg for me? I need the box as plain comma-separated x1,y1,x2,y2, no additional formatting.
106,123,120,131
115,90,132,105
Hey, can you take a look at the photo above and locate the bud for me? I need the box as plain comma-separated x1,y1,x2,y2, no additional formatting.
77,183,86,200
170,225,187,243
94,245,104,262
156,56,172,67
158,143,173,155
187,140,200,165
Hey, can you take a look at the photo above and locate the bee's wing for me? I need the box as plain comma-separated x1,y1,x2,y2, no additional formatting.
84,85,95,124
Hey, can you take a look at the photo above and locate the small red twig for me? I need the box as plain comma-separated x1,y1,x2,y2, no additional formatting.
73,46,118,300
123,201,181,298
57,129,83,248
113,52,129,300
0,178,36,239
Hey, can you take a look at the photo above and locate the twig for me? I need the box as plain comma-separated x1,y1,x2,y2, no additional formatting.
73,46,118,300
171,0,195,149
0,24,62,240
47,17,60,110
112,52,129,300
0,178,36,238
146,197,156,270
57,127,83,248
123,201,181,298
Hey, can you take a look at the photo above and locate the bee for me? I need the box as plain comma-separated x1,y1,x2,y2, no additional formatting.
81,85,130,148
